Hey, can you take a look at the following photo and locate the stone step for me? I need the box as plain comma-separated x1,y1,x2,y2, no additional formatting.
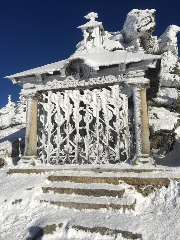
42,181,125,198
43,181,126,191
32,223,142,240
72,225,142,239
8,166,166,174
46,173,180,196
40,193,136,211
42,185,125,198
47,174,178,187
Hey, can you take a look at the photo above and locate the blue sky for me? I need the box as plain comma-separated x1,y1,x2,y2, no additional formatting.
1,0,180,108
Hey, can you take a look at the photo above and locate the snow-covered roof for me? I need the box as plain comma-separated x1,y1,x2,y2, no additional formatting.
5,59,68,79
70,51,161,69
6,51,160,79
78,20,102,29
78,12,102,29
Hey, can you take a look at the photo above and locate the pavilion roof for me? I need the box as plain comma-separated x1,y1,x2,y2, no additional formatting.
6,51,160,79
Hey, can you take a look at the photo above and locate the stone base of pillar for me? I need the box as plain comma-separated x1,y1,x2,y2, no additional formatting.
132,155,156,166
18,156,42,166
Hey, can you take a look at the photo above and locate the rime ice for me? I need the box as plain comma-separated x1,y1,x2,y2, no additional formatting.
2,9,180,167
1,9,180,240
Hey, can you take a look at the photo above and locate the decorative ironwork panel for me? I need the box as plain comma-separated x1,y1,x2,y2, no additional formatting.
38,85,129,164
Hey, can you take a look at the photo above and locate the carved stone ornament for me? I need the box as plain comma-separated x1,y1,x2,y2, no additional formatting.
42,75,124,91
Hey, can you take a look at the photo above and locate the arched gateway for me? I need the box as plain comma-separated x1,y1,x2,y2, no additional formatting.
6,12,161,165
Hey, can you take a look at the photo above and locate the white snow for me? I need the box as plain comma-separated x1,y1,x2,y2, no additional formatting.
70,51,160,70
41,192,135,205
0,169,180,240
0,100,26,163
122,9,156,43
6,60,68,79
78,19,102,29
158,25,180,55
149,107,179,133
0,100,26,131
48,169,180,179
154,87,178,106
45,181,126,191
6,50,160,80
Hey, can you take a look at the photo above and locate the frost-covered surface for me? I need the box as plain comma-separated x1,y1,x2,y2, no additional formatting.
0,125,25,140
5,9,180,81
153,88,178,107
6,60,68,79
121,9,157,54
43,169,180,178
0,98,26,163
5,10,163,78
0,169,180,240
0,100,26,131
159,52,180,87
149,107,179,133
158,25,180,56
70,51,160,69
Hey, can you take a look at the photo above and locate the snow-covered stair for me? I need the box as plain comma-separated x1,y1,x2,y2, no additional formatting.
40,192,136,210
40,170,137,211
42,181,125,198
10,166,180,211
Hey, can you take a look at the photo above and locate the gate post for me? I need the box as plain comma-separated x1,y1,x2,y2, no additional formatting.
19,92,41,165
140,88,150,155
132,86,155,165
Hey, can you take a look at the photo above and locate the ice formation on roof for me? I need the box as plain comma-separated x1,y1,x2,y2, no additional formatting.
76,9,157,54
77,12,104,51
78,12,102,29
6,60,68,79
70,51,160,70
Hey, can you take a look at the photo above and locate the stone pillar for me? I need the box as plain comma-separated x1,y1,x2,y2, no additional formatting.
140,88,150,155
132,86,153,165
19,93,41,165
24,96,38,156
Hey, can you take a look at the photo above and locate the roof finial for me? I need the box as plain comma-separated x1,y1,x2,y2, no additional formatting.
84,12,98,21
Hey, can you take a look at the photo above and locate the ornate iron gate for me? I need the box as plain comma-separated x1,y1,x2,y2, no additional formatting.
37,85,129,164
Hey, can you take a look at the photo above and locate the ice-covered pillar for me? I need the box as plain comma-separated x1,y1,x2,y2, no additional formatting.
133,87,142,157
132,86,152,164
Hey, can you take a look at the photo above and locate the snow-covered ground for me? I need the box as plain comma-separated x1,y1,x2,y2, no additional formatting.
0,167,180,240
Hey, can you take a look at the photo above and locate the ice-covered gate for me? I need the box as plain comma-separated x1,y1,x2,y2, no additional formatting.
37,85,129,164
